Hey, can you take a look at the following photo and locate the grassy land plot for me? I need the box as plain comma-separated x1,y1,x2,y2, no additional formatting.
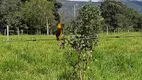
0,32,142,80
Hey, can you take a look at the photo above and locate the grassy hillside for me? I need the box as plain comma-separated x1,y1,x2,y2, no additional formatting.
0,32,142,80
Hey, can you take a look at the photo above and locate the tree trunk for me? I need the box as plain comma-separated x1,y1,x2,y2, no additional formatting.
50,30,53,35
36,29,39,34
21,29,23,35
47,21,49,35
7,25,9,41
39,29,41,34
17,27,20,36
107,26,108,35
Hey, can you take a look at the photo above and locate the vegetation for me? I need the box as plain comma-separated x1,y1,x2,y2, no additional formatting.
65,5,102,79
0,32,142,80
0,0,142,79
0,0,61,34
0,0,142,35
100,0,142,32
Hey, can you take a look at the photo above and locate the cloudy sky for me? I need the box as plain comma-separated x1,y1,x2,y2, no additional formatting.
68,0,142,2
69,0,103,2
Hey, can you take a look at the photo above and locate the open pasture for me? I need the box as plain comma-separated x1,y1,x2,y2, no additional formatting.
0,32,142,80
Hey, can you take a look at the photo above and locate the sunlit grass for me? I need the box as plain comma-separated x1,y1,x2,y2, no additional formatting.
0,32,142,80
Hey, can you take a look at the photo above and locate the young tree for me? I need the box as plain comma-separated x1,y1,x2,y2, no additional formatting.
66,5,103,80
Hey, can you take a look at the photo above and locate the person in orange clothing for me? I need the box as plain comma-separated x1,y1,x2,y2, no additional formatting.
56,23,64,48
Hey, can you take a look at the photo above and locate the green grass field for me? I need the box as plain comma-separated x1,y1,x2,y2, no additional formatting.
0,32,142,80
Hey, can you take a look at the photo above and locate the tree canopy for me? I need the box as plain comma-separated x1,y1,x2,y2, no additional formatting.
100,0,141,32
0,0,62,34
0,0,142,35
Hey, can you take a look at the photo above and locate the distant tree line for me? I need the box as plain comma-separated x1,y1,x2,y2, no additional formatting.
0,0,142,35
100,0,142,32
66,0,142,34
0,0,62,35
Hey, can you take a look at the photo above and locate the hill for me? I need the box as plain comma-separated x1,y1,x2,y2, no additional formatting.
123,1,142,13
59,1,142,22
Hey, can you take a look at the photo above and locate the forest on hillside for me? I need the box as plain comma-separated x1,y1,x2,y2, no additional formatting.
0,0,142,35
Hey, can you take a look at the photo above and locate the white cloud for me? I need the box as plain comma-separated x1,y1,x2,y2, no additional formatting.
68,0,102,2
133,0,142,1
69,0,142,2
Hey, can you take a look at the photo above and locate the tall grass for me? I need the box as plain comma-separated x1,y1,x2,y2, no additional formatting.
0,32,142,80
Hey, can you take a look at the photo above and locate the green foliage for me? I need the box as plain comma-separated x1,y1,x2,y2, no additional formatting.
0,0,23,29
0,0,142,34
59,51,78,80
100,0,141,32
101,1,126,31
124,8,139,31
21,0,54,30
137,14,142,31
52,1,62,29
116,14,131,31
65,5,103,79
71,4,102,54
0,0,61,34
76,5,103,36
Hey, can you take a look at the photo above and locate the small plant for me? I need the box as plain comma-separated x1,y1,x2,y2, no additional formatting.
65,5,103,80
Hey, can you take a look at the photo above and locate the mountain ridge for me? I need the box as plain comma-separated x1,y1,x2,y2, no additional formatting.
59,1,142,22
